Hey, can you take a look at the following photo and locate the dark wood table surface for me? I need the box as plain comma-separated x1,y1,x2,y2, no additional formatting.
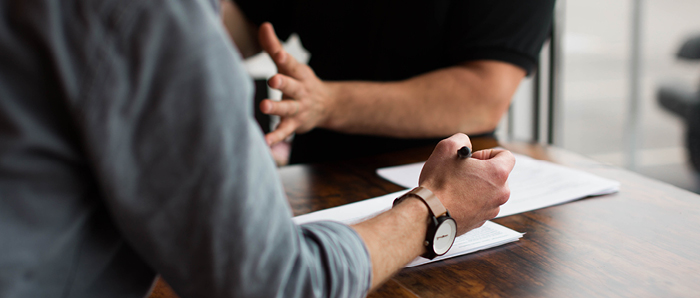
149,137,700,297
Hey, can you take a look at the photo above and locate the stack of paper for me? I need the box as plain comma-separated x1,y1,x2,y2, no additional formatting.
293,152,619,267
293,191,524,267
377,153,620,218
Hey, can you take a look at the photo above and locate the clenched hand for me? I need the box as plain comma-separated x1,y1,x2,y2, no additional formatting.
419,134,515,235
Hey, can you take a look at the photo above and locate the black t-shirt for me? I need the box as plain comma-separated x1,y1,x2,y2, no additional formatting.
237,0,555,164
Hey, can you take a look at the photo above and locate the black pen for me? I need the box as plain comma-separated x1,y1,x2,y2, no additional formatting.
457,146,472,159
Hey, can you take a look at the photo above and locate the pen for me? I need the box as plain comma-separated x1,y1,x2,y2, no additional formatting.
457,146,472,159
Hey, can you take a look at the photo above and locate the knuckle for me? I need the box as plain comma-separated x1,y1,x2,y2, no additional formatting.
489,207,500,219
276,51,288,64
451,133,470,144
297,88,308,97
274,104,285,115
504,152,516,170
301,65,314,78
290,64,304,77
437,137,459,152
436,134,470,156
307,65,317,76
498,186,511,205
491,163,511,183
284,102,295,114
267,102,279,113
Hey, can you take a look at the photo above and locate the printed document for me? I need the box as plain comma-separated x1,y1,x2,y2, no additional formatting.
293,191,524,267
376,153,620,218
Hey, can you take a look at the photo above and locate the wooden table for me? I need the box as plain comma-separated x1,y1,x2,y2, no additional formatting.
149,137,700,297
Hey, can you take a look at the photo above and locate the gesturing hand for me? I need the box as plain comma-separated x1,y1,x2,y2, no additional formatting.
419,134,515,235
258,22,335,146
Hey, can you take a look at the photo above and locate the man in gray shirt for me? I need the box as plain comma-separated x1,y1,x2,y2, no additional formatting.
0,0,515,297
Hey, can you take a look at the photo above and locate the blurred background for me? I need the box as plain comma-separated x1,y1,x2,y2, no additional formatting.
557,0,700,193
244,0,700,194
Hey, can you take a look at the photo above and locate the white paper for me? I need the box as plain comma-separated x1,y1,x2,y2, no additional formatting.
293,191,523,267
377,153,620,218
407,220,522,267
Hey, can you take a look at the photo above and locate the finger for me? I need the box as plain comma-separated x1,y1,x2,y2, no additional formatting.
471,148,510,160
258,22,291,70
476,149,515,169
265,119,298,146
258,22,284,59
260,99,300,117
447,133,472,149
474,149,516,181
435,133,472,156
267,74,305,99
258,23,307,79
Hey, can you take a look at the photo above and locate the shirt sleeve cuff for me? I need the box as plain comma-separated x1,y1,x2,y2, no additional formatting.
452,47,539,75
300,221,372,298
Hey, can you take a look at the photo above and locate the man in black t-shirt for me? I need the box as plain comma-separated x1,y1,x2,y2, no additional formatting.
222,0,555,164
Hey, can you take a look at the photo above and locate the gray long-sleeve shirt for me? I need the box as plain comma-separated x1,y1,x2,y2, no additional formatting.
0,0,372,297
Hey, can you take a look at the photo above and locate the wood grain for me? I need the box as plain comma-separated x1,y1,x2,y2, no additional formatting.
149,138,700,297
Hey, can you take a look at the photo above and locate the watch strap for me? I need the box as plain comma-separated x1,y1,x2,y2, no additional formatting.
409,187,447,218
393,187,456,260
394,187,447,218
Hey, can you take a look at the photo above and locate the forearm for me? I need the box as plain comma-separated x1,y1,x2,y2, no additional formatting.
351,197,429,291
323,61,525,138
221,0,260,58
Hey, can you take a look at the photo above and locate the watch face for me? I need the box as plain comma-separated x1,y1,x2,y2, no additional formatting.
433,218,457,256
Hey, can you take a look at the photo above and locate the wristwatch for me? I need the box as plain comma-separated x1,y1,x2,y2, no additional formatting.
393,187,457,259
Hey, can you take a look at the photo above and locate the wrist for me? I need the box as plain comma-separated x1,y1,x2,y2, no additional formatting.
319,81,344,129
416,183,446,210
394,196,430,222
391,196,430,256
393,187,457,259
